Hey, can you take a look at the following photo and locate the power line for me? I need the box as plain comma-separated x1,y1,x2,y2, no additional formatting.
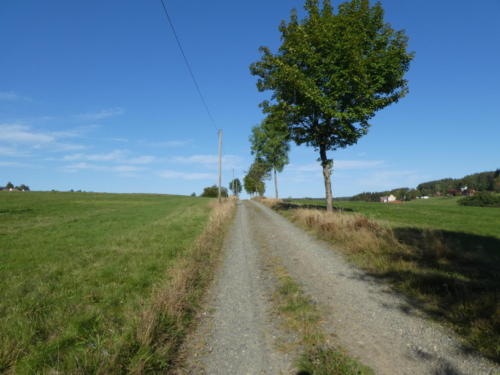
158,0,218,131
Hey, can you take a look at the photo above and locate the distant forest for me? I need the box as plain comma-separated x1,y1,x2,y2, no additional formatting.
351,170,500,202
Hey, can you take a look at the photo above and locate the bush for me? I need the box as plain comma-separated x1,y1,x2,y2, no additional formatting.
458,192,500,207
201,185,228,198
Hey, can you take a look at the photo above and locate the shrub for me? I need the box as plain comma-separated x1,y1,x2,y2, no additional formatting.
201,185,228,198
458,192,500,207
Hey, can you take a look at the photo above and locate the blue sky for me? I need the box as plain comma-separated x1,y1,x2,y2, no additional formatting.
1,0,499,197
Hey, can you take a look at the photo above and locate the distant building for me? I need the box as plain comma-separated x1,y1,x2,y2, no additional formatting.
462,188,476,196
380,194,397,203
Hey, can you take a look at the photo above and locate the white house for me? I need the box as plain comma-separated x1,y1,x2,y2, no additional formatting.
380,194,397,203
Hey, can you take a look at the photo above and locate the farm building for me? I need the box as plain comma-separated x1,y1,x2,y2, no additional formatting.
380,194,397,203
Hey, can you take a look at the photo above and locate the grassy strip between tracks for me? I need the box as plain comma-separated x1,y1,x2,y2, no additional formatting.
0,192,235,374
258,198,500,363
271,260,373,375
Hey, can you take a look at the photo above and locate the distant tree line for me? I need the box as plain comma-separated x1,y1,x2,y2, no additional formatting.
350,170,500,202
417,170,500,196
1,182,30,191
351,187,419,202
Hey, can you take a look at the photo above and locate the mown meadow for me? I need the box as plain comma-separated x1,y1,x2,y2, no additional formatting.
0,191,232,374
262,197,500,362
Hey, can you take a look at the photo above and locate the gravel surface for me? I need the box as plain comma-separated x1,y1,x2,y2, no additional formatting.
181,201,292,375
247,200,499,375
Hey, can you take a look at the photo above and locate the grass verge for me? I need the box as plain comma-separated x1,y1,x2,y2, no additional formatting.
109,198,236,373
271,262,373,375
258,198,500,363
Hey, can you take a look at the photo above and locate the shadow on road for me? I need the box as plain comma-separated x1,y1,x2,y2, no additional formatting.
368,227,500,363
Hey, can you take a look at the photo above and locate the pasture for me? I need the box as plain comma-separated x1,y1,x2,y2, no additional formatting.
0,191,214,373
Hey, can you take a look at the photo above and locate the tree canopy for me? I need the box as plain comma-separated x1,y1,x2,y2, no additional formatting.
250,0,413,211
243,159,270,196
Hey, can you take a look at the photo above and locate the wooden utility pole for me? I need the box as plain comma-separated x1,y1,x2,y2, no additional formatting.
217,129,223,203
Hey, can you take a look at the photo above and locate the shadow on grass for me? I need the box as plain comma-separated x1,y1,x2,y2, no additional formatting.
0,208,34,214
370,227,500,362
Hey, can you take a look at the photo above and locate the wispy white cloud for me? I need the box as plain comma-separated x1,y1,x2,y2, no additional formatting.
61,150,156,165
0,146,30,157
172,154,243,170
109,137,129,143
63,150,126,162
0,91,32,102
0,161,28,167
63,162,144,174
128,155,156,165
140,139,192,148
158,170,215,180
0,124,55,144
0,123,88,153
50,125,99,139
63,162,104,171
76,107,124,120
113,165,143,173
51,143,88,152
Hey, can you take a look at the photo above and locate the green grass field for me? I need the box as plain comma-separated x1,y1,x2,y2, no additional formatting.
292,197,500,239
0,191,213,373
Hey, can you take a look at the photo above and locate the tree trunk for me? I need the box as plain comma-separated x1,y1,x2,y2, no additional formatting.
274,167,279,199
319,145,333,212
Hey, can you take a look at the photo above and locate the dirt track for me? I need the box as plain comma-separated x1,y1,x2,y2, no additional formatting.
182,200,499,375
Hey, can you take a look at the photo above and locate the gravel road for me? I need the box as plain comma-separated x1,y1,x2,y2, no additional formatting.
181,200,292,374
182,200,499,375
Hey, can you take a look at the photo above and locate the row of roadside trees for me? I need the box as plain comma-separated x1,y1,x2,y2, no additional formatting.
244,0,413,210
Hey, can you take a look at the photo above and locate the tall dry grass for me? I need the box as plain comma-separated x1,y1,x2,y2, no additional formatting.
294,209,395,251
106,198,236,374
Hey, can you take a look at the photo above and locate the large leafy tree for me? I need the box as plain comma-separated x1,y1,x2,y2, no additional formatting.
250,115,290,199
250,0,413,211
